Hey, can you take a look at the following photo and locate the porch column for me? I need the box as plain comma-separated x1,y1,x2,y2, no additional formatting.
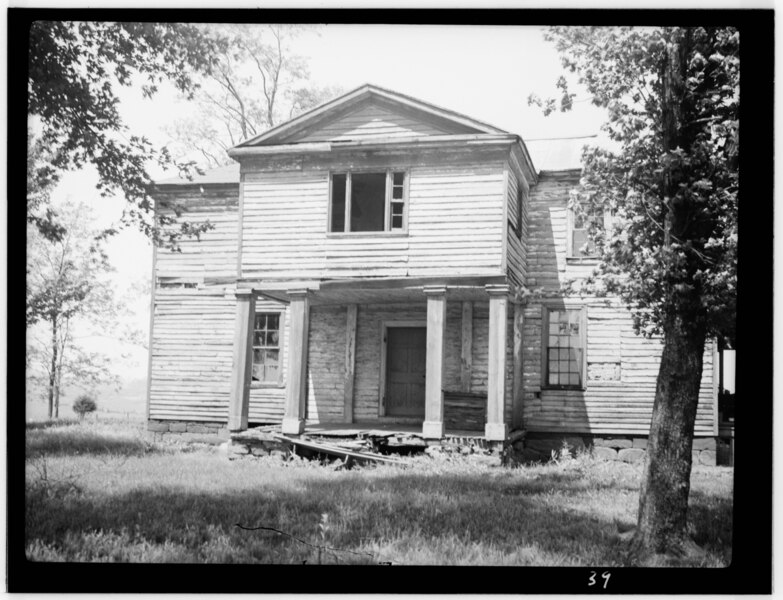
228,289,256,432
485,284,510,441
512,302,525,429
343,304,358,423
282,290,310,435
423,286,447,439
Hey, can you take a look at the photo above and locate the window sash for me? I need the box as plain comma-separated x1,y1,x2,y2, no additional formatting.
567,207,606,258
329,170,407,233
252,312,283,385
542,306,587,390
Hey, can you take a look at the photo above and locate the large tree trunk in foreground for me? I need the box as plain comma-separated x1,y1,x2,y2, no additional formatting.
634,316,706,556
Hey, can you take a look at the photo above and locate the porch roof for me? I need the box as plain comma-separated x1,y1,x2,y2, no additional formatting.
238,275,512,305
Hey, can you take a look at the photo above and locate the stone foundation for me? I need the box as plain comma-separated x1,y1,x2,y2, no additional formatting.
147,420,230,444
228,429,292,459
503,433,718,466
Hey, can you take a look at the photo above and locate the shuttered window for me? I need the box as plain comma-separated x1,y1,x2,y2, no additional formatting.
329,170,408,233
542,307,587,390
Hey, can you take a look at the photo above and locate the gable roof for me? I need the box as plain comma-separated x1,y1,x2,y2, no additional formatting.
235,83,510,147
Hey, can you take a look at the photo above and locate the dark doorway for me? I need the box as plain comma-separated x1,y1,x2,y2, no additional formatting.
385,327,426,417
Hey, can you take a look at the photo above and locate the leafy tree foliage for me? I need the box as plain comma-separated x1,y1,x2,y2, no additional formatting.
535,27,738,560
28,21,223,248
27,201,122,418
167,24,343,168
72,394,98,419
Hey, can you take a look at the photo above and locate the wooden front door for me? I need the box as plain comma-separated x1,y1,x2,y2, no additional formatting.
385,327,426,417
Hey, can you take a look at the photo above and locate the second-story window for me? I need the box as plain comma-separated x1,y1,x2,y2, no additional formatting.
329,170,407,233
568,205,606,259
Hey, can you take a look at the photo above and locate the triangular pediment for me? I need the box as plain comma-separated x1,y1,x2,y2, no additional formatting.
236,84,508,147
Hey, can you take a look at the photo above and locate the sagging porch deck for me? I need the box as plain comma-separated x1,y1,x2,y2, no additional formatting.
226,275,525,444
229,421,527,463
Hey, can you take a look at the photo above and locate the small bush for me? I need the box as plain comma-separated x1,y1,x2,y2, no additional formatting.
72,395,98,420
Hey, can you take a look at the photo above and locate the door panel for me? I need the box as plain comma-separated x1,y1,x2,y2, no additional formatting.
386,327,426,417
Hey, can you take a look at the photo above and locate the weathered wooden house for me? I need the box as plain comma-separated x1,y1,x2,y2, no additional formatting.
148,84,720,463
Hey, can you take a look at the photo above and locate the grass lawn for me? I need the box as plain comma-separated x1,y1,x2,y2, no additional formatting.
25,419,733,566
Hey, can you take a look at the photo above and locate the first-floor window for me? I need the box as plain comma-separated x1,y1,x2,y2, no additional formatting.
543,307,586,389
252,312,282,384
329,170,407,233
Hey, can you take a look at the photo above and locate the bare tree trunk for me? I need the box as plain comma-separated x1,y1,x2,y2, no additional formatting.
634,317,705,555
47,316,57,419
54,368,61,419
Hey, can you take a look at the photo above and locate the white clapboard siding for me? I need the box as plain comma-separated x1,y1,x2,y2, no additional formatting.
241,164,506,280
521,170,717,436
506,170,527,287
155,189,239,281
289,103,451,143
149,288,235,422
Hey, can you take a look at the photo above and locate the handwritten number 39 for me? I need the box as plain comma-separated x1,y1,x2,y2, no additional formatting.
588,571,611,589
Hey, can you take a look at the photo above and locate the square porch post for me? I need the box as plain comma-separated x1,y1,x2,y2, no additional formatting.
423,286,447,439
485,284,510,441
228,289,256,432
282,290,310,435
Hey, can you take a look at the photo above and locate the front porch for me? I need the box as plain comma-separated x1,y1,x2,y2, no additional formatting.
229,421,527,463
227,276,525,444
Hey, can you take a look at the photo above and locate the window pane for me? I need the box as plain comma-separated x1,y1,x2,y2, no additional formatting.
254,314,266,330
267,330,279,346
331,174,347,232
393,172,405,186
572,229,595,256
391,203,403,216
392,185,403,199
569,373,580,385
265,364,279,381
549,372,558,386
252,349,264,381
253,331,265,346
350,172,386,231
392,215,403,229
267,314,279,331
265,349,279,367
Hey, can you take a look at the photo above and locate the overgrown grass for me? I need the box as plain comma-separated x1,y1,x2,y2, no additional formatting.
25,420,733,566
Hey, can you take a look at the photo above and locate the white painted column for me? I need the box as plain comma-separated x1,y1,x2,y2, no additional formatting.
282,290,310,435
228,289,256,432
485,284,510,441
423,286,447,439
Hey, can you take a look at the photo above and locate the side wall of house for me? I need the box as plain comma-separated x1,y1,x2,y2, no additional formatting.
506,164,528,288
148,185,240,429
239,149,507,280
521,170,717,437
